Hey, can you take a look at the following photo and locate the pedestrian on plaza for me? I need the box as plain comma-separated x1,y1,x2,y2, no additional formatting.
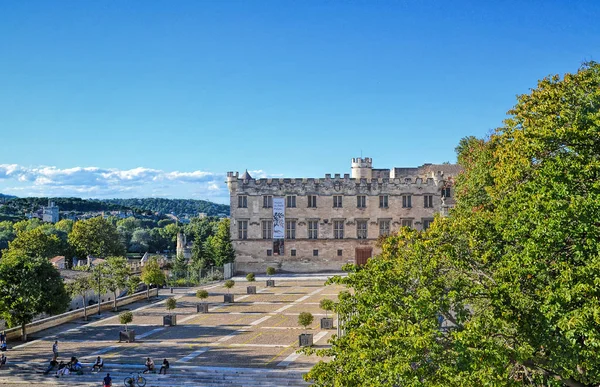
0,353,7,369
0,331,5,344
103,373,112,387
52,340,59,358
159,358,169,374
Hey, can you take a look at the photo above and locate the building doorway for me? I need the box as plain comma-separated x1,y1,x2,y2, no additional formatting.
354,247,372,266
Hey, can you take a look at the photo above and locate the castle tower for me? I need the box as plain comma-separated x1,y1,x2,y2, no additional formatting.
226,171,239,193
351,157,373,179
176,232,186,252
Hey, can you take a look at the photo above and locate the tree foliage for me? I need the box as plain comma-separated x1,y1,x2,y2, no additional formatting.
69,217,126,258
67,275,93,321
306,63,600,387
140,257,166,299
5,227,62,258
0,253,70,340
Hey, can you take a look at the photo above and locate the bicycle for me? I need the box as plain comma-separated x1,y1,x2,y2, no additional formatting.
123,372,146,387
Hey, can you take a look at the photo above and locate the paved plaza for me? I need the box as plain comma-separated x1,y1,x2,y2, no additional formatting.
0,275,343,386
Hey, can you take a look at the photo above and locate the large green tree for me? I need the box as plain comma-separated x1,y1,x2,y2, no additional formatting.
5,227,62,258
68,217,126,258
103,256,131,311
0,253,70,340
306,63,600,387
140,257,166,300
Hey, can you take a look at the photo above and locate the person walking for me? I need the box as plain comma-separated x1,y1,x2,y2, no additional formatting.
0,331,6,344
52,341,58,359
103,373,112,387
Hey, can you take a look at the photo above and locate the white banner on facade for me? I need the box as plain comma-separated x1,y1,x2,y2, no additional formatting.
273,197,285,239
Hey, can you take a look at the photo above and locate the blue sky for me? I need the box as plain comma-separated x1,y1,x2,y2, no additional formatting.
0,0,598,203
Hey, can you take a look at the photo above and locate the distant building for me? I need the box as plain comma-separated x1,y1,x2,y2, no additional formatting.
227,157,461,273
176,233,192,259
42,200,59,223
50,256,66,269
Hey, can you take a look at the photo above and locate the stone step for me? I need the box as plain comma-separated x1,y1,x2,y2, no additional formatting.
3,363,310,387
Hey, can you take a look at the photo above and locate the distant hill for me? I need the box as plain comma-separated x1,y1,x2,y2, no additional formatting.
101,198,230,217
0,197,131,217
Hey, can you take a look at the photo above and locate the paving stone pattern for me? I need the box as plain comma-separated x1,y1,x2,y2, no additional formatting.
0,278,343,386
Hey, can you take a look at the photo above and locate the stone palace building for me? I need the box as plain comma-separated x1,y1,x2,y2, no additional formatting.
227,157,461,273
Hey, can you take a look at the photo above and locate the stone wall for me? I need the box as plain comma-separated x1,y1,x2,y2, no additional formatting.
4,288,159,341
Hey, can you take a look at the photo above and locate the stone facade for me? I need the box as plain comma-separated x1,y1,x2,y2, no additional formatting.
227,158,460,274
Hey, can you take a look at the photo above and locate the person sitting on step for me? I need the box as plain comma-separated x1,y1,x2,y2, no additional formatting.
92,356,104,372
69,357,83,374
55,361,69,377
43,358,59,375
159,358,169,374
143,357,155,374
0,353,7,369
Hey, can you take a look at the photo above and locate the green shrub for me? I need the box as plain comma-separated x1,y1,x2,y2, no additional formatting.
246,273,256,282
119,311,133,331
266,267,276,277
298,312,314,331
166,297,177,311
196,289,209,300
224,279,235,293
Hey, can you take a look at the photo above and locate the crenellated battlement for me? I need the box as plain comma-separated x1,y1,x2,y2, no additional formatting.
227,172,449,195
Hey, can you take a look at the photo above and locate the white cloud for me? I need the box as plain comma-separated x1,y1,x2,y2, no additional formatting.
0,164,233,203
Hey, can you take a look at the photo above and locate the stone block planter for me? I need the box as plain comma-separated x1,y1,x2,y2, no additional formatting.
299,333,313,347
224,294,234,303
266,280,275,287
163,315,177,326
119,330,135,343
320,317,334,329
196,303,209,313
247,286,257,294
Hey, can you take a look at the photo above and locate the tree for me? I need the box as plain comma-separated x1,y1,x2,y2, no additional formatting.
212,219,235,266
90,263,109,315
305,63,600,387
246,273,255,282
127,275,141,295
140,257,166,300
319,299,334,319
0,253,70,340
298,312,314,333
104,257,131,312
166,297,177,312
266,266,276,278
224,279,235,294
171,253,188,280
196,289,209,300
54,219,74,234
5,228,62,259
0,221,15,253
119,311,133,332
129,229,151,253
67,275,93,321
69,217,126,258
